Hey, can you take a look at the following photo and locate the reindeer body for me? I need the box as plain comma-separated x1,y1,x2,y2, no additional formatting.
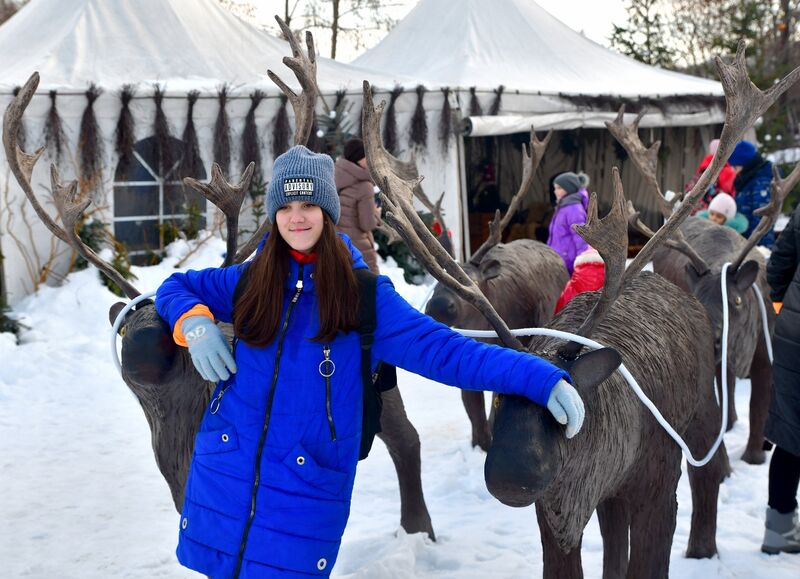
425,239,568,450
486,273,728,579
653,216,773,463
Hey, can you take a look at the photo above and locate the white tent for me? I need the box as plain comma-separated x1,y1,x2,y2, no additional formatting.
0,0,454,305
354,0,728,251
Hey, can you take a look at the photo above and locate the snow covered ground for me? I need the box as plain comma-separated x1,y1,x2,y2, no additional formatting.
1,235,798,578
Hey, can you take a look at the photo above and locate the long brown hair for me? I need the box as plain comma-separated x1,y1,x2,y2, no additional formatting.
233,214,360,347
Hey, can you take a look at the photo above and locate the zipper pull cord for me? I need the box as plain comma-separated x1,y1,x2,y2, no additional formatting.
320,345,337,440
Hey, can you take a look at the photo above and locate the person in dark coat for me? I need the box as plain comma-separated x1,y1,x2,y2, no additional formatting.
728,140,776,247
762,202,800,554
155,145,587,578
334,138,381,272
547,171,589,274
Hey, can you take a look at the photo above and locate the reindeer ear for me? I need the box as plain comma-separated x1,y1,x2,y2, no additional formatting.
733,260,759,291
685,262,704,290
109,302,126,327
479,258,502,281
568,347,622,393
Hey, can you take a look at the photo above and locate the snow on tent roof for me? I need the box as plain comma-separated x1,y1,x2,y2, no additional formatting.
353,0,724,98
0,0,413,94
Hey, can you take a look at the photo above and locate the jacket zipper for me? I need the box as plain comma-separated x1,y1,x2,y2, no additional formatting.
322,345,337,440
232,265,304,579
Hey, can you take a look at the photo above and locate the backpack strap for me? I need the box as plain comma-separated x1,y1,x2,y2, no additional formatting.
355,268,382,460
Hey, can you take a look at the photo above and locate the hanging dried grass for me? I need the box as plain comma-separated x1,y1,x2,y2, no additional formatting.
214,85,232,175
469,87,483,117
409,85,428,151
180,91,203,179
271,95,290,160
12,86,27,150
489,85,504,116
153,84,175,177
114,85,136,176
306,118,324,153
241,90,265,183
79,84,105,197
383,86,403,155
438,87,452,156
44,90,67,168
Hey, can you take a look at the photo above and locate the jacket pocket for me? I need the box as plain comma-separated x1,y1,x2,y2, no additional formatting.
283,442,348,496
194,427,239,455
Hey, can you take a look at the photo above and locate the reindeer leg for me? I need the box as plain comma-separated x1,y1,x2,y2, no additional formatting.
597,498,629,579
685,383,728,558
461,390,491,451
626,451,680,579
715,363,737,430
742,333,771,464
537,503,583,579
375,387,435,540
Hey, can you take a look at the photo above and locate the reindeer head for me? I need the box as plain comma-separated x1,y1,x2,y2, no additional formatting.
484,346,621,507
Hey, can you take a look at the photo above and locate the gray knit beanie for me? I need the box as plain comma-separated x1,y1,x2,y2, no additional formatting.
267,145,340,224
554,171,589,195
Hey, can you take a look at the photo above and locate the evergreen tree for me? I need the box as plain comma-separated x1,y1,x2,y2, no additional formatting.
610,0,676,68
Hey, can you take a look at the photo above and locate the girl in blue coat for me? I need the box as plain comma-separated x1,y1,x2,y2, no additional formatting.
156,146,585,578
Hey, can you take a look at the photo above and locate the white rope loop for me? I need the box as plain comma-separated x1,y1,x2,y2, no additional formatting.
110,290,158,376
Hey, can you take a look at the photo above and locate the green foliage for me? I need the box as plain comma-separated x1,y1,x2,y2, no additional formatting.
610,0,675,68
101,240,137,298
75,218,108,271
374,211,436,285
315,97,359,159
0,300,26,344
182,199,203,240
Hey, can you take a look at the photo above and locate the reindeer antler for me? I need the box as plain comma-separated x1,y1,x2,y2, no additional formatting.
183,162,255,267
268,16,319,146
470,127,552,265
3,72,140,299
605,106,674,219
361,81,524,350
730,161,800,271
626,201,710,276
609,108,712,275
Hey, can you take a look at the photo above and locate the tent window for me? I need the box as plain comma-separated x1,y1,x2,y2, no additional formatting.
112,137,206,264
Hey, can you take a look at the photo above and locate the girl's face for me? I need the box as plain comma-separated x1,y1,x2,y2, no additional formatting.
554,184,568,200
708,210,727,226
275,201,324,254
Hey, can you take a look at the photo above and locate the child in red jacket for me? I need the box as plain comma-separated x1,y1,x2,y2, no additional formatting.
555,246,605,314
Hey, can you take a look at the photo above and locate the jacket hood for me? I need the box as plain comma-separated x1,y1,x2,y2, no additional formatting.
254,231,369,271
335,157,371,190
558,189,589,209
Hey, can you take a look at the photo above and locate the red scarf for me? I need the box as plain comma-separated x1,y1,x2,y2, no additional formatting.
289,249,317,264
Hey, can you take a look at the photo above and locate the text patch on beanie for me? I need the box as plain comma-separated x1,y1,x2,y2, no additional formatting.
284,178,315,196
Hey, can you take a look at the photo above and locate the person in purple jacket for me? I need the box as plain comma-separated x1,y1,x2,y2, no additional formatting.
155,145,586,578
547,171,590,273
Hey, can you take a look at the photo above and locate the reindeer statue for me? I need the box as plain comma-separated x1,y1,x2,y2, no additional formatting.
608,106,800,465
3,17,436,540
425,128,569,450
360,41,800,578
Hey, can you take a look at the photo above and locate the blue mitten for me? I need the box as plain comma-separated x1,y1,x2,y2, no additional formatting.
546,379,585,439
182,315,237,382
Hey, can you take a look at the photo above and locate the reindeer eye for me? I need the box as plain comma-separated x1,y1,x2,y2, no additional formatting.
734,296,743,306
119,325,127,337
493,395,501,409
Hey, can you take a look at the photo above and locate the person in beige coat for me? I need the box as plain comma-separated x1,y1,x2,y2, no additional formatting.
334,138,381,272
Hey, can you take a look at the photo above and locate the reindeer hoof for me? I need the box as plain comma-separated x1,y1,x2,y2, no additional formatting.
741,448,766,465
400,516,436,542
472,433,492,453
686,544,717,559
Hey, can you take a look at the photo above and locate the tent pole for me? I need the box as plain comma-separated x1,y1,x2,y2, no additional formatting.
456,128,470,261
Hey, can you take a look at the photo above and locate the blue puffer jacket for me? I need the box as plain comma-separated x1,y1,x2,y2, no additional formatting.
155,234,568,578
734,158,775,247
